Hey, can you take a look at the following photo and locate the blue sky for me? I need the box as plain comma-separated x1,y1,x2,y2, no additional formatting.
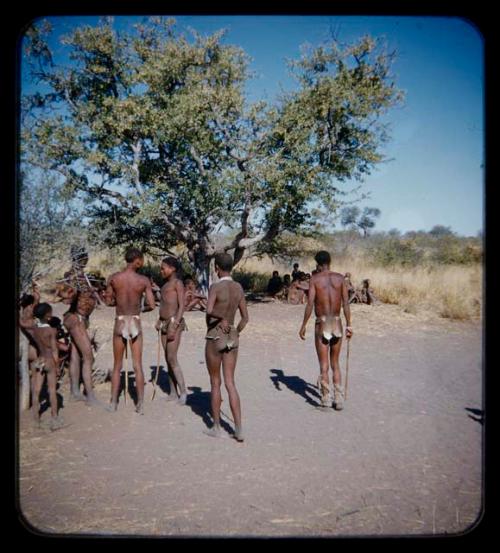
21,15,484,237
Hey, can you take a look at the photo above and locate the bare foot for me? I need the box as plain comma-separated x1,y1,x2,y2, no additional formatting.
135,401,144,415
203,426,222,438
177,393,187,406
69,392,86,402
233,427,244,443
165,394,178,402
50,416,65,431
106,402,118,413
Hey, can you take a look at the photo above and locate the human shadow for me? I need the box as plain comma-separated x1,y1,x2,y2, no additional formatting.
269,368,322,407
186,386,235,436
465,407,484,425
149,364,175,396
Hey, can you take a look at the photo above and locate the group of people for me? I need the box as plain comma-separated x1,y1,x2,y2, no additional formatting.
267,263,378,307
18,247,353,439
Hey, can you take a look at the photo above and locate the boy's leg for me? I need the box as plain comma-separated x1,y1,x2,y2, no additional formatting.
204,340,223,437
222,348,243,442
166,329,187,405
130,334,145,414
68,336,84,400
314,331,331,406
330,338,344,410
109,335,126,409
32,370,44,425
161,333,178,400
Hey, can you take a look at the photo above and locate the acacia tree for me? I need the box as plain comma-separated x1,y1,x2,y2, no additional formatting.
341,205,381,237
22,17,403,292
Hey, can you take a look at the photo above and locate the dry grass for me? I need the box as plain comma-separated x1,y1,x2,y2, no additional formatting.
239,254,482,321
35,245,482,322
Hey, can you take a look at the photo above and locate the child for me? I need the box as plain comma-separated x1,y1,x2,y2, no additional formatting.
49,316,71,380
183,275,207,311
20,303,64,430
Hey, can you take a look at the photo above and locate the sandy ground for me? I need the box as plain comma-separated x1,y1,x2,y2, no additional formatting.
17,300,483,537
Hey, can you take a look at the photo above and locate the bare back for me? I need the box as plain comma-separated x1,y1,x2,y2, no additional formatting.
310,270,345,318
24,326,58,362
108,270,151,316
206,281,244,328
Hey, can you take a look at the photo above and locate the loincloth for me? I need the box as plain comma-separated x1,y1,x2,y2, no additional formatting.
158,317,188,335
32,356,56,374
114,315,142,340
63,311,90,330
206,325,239,352
315,315,343,341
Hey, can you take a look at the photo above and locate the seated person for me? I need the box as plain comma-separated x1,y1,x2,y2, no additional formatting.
287,273,305,305
183,275,207,311
267,271,283,298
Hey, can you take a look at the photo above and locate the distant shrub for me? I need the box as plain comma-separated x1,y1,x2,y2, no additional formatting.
232,270,269,293
371,238,424,267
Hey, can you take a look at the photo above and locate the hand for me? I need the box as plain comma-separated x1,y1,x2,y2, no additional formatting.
154,319,162,332
299,325,306,340
346,326,353,339
220,319,230,333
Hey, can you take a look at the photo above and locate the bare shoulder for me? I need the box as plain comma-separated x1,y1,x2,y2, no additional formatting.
330,271,345,282
107,271,120,283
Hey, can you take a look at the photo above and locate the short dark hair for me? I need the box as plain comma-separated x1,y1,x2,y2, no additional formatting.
20,294,35,308
125,248,144,263
314,250,331,266
214,253,233,272
293,263,299,268
48,316,62,329
162,256,181,273
272,270,279,277
33,303,52,320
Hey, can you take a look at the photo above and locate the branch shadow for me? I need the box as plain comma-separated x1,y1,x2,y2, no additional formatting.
186,386,235,436
149,364,175,395
269,368,322,407
465,407,484,425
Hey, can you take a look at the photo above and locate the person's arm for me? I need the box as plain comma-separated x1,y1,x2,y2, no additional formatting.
236,290,249,334
50,329,59,368
142,278,156,312
32,280,41,306
342,280,353,339
103,275,116,307
299,280,316,340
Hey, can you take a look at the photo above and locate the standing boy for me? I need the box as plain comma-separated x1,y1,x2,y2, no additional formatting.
299,251,353,409
204,253,249,442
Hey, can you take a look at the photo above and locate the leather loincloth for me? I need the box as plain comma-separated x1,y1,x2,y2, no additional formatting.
114,315,142,340
315,315,343,341
63,311,90,330
158,317,188,335
206,325,239,352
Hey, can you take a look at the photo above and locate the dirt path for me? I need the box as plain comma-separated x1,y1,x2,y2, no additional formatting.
18,301,483,537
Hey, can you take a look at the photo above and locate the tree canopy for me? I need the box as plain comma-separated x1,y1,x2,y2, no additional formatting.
21,17,404,290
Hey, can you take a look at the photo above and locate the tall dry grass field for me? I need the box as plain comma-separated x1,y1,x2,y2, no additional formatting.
239,254,482,321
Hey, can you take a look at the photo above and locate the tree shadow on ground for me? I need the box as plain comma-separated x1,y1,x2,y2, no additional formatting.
465,407,484,425
186,386,235,436
245,293,275,304
269,368,322,407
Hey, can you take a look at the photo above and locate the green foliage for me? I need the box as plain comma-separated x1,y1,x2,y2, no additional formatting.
371,237,424,267
21,18,404,288
232,270,269,293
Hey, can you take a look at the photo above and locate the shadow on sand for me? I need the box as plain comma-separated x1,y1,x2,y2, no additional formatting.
465,407,484,425
269,368,322,407
186,386,235,436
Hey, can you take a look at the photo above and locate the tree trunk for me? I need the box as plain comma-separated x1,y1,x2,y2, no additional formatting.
192,249,212,296
19,331,31,412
